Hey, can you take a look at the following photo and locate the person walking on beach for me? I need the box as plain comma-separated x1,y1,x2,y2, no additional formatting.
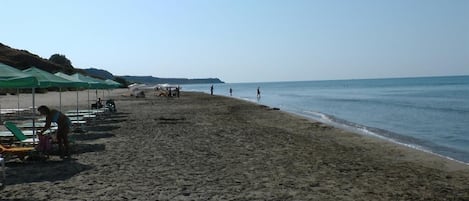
210,85,214,95
229,88,233,96
257,87,261,99
37,105,72,159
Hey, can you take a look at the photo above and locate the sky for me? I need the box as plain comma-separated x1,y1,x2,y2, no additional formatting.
1,0,468,83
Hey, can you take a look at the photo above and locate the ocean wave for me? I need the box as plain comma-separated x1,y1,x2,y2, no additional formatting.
320,97,469,114
299,110,469,164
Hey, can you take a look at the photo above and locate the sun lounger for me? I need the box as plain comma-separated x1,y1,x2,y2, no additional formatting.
67,116,85,121
0,129,53,137
66,109,107,114
0,108,28,113
71,120,87,125
17,122,58,130
38,115,87,122
0,155,5,181
0,111,15,115
4,121,40,145
68,117,88,125
0,130,33,137
0,144,34,161
65,113,97,119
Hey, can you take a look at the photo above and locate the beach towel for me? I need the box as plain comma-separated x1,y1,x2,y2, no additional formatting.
37,134,52,152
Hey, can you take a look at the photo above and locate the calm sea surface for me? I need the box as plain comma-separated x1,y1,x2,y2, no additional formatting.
182,76,469,163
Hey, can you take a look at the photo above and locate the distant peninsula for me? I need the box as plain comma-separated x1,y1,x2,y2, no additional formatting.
120,75,224,85
0,42,224,86
83,68,224,85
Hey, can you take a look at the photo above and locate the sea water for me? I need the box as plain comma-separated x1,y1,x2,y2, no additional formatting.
182,76,469,163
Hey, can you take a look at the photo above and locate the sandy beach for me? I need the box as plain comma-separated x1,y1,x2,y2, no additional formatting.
1,89,469,200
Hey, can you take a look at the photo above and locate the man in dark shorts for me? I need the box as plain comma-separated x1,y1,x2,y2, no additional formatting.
37,105,71,159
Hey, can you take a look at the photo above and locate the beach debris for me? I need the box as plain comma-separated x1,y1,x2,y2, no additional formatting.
181,186,191,196
156,117,187,124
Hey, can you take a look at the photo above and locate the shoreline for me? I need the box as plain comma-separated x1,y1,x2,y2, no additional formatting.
1,89,469,200
209,92,469,167
234,94,469,171
297,111,469,167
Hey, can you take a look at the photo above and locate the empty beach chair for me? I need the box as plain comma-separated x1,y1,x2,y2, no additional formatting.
0,144,34,161
17,122,57,130
4,121,39,145
65,113,96,119
0,129,53,137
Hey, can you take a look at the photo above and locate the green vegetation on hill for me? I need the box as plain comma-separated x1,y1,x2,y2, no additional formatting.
121,75,224,85
1,42,224,86
0,43,78,74
83,68,114,80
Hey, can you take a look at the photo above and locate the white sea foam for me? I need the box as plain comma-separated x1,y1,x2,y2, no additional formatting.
299,110,469,166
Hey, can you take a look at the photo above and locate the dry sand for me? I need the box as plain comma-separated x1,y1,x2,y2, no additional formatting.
1,89,469,200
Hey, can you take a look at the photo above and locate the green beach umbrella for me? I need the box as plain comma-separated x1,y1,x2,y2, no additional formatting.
23,67,84,111
102,79,121,99
0,63,39,125
0,63,40,143
71,73,109,89
22,67,82,88
0,63,39,118
104,79,121,88
54,72,90,88
71,73,115,112
55,72,90,123
0,63,38,88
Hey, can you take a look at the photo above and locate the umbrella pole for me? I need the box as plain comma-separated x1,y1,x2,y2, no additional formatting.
75,88,79,132
59,87,62,112
32,87,36,144
88,89,90,112
17,88,20,118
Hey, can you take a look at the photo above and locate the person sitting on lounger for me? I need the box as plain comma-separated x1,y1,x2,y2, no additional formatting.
97,98,103,108
92,98,103,109
37,105,71,159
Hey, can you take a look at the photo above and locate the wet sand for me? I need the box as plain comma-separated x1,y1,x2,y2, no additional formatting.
1,89,469,200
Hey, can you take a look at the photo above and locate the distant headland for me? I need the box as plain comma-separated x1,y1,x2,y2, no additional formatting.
0,42,224,86
120,75,224,85
83,68,224,85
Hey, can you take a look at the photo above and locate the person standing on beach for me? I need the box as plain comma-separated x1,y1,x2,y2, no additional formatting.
257,87,261,99
210,85,214,95
229,88,233,96
37,105,72,159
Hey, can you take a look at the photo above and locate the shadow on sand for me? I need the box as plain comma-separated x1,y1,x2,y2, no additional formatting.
72,143,106,155
85,125,120,132
4,159,92,185
72,132,115,141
